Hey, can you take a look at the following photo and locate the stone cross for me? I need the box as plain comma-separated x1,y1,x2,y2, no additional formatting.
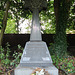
15,0,58,75
24,0,47,41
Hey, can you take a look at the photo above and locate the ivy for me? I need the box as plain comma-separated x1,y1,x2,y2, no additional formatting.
50,0,73,58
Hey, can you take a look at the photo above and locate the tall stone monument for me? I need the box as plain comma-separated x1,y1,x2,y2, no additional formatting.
15,0,58,75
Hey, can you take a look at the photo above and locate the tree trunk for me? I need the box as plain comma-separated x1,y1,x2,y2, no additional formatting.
0,1,10,46
54,0,60,26
52,0,71,57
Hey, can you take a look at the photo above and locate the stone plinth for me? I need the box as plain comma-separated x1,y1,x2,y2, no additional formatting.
14,41,58,75
15,64,58,75
20,41,52,67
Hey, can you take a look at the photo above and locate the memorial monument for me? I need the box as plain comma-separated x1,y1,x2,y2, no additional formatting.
15,0,58,75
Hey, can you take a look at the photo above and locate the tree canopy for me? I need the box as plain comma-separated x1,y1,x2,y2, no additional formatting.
0,0,75,57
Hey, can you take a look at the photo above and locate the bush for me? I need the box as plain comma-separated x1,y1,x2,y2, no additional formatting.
51,55,75,74
0,43,23,73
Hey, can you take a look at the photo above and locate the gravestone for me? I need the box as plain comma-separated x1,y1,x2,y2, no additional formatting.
15,0,58,75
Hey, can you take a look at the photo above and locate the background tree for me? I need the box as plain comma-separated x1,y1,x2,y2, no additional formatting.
50,0,74,57
0,1,10,46
0,0,31,46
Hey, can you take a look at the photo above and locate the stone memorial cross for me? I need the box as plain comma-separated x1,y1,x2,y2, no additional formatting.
20,0,52,67
24,0,47,41
15,0,58,75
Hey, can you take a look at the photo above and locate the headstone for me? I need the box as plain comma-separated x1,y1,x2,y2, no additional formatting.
15,0,58,75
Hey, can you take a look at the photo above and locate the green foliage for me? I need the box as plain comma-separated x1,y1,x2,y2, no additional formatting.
0,0,31,33
10,44,23,67
40,0,75,34
0,43,11,68
67,1,75,32
0,10,4,29
0,43,23,73
40,0,55,34
5,19,17,33
51,55,75,74
0,0,74,34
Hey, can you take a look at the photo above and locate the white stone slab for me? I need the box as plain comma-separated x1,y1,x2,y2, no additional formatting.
14,64,58,75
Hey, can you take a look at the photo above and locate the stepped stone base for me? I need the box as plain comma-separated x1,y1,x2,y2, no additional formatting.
14,64,58,75
20,41,52,67
15,41,58,75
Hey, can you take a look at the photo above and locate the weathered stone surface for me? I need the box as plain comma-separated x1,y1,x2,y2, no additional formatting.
30,9,42,41
20,41,52,67
15,64,58,75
